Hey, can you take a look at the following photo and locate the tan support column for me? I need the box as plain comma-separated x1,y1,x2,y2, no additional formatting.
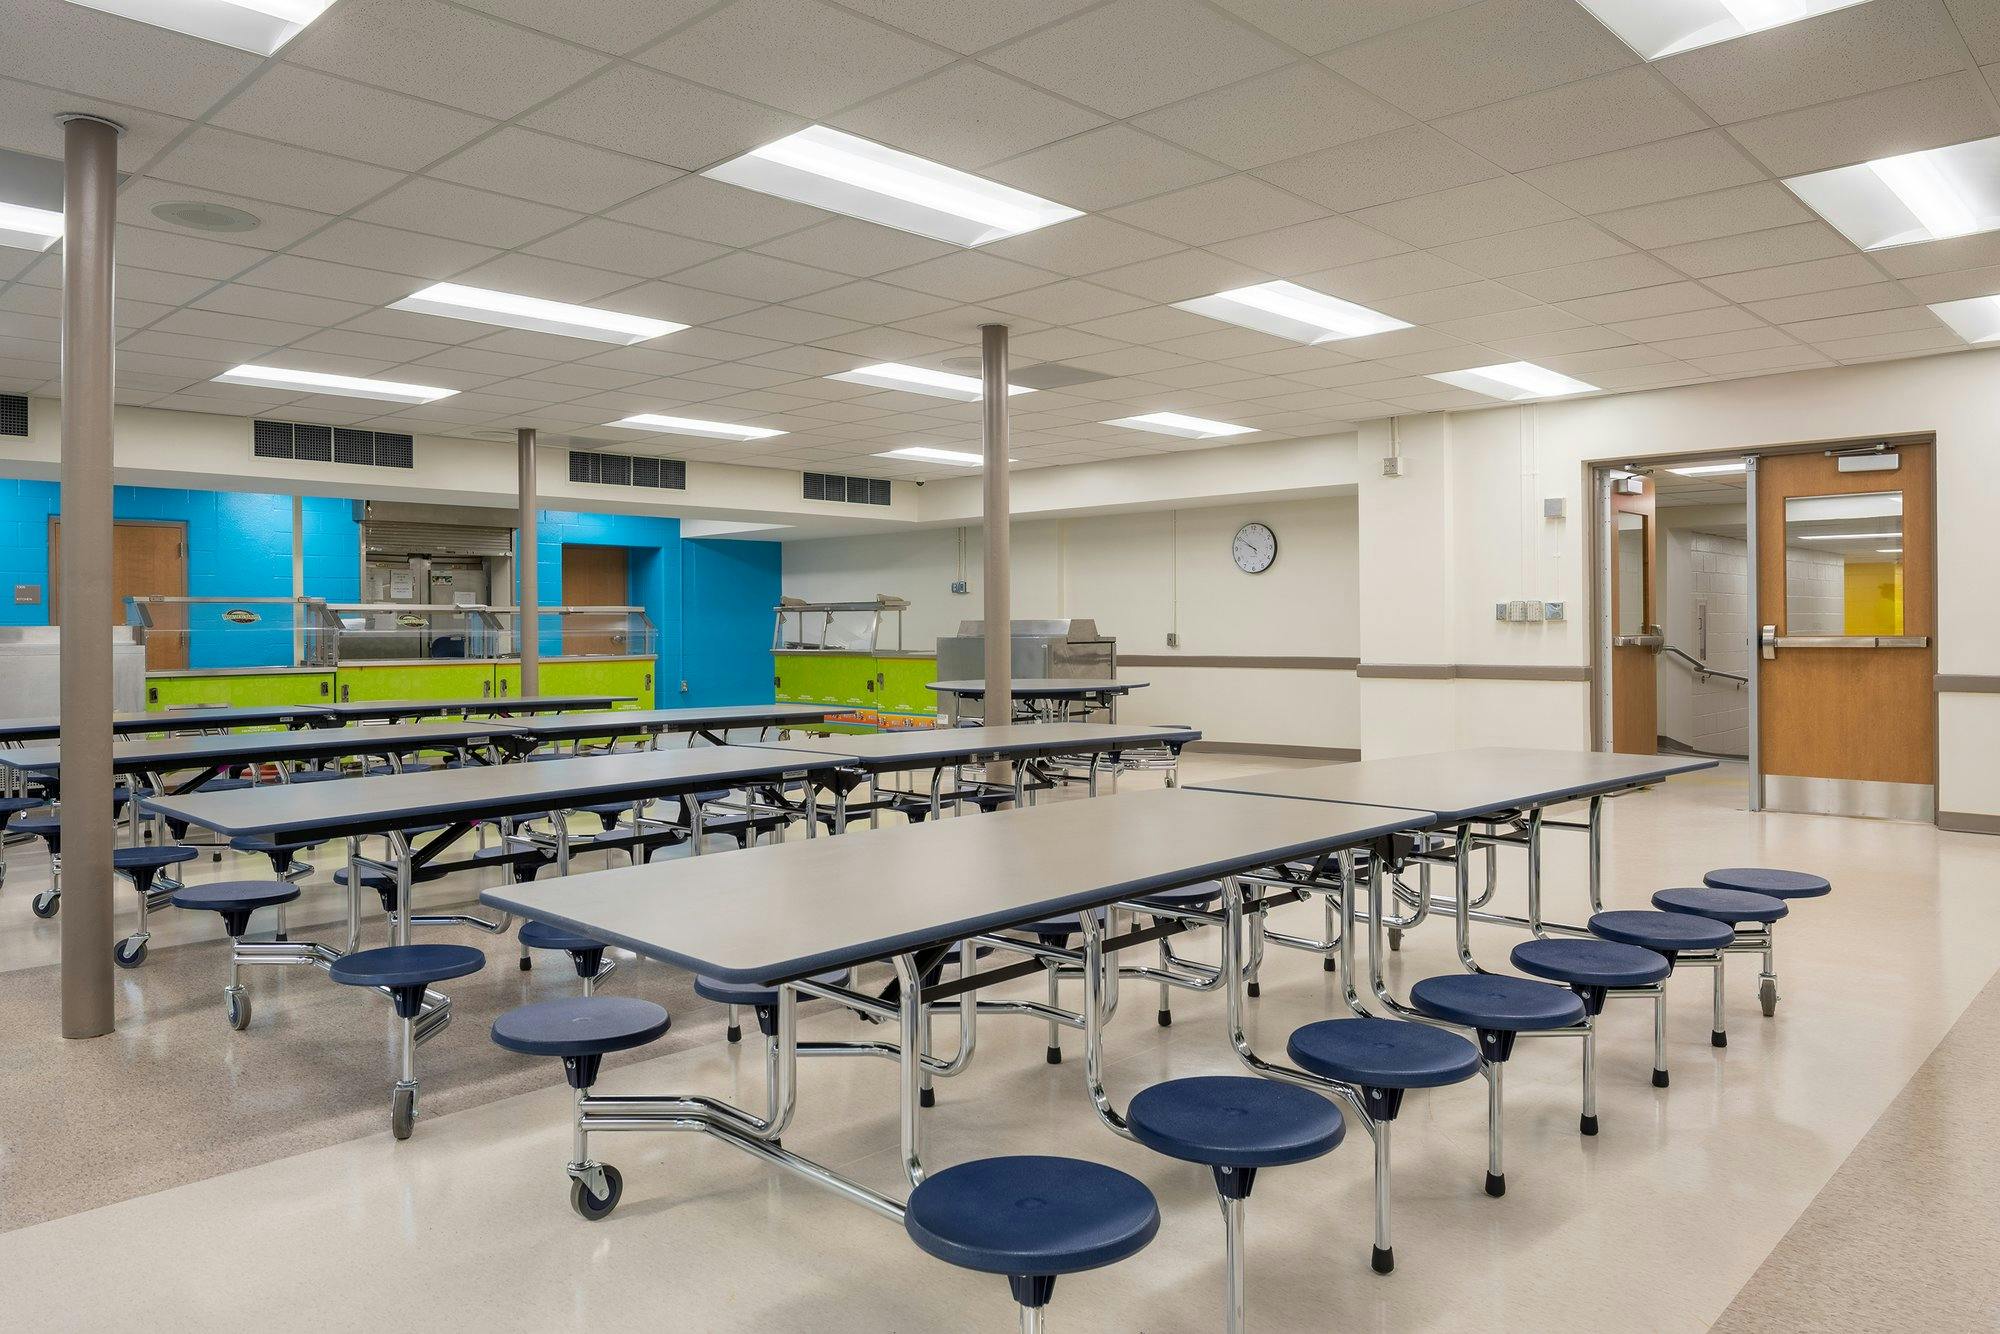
517,427,540,696
980,324,1012,757
57,113,121,1039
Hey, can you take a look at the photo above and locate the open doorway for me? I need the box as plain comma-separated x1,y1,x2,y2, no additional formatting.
1651,462,1752,760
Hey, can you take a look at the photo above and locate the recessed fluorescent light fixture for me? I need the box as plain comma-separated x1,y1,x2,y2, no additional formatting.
1104,412,1257,440
1173,281,1410,344
390,283,685,346
1784,136,2000,250
1428,361,1598,401
212,364,455,404
874,446,1010,466
1926,293,2000,344
610,413,785,441
0,201,64,252
1574,0,1872,60
827,363,1033,402
1877,547,1903,553
62,0,337,56
1666,461,1749,476
1797,531,1899,540
703,125,1082,247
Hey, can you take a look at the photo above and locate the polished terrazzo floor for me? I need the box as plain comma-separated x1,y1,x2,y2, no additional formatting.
1,755,1996,1331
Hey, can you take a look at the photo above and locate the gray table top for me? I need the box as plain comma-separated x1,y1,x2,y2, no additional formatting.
320,695,629,721
511,704,832,742
0,705,336,742
482,787,1429,984
0,720,527,776
927,679,1149,697
143,745,844,842
1188,747,1718,822
736,721,1197,771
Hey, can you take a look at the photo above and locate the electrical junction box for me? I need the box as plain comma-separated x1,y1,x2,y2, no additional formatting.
1381,455,1405,477
1544,601,1565,621
950,580,968,594
1543,497,1565,520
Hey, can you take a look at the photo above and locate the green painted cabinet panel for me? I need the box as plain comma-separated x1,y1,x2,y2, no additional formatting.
773,652,938,731
146,672,335,712
877,656,940,724
535,659,655,709
335,663,498,702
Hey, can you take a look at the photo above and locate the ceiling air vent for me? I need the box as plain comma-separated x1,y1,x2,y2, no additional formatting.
253,419,413,469
804,472,890,506
0,393,30,437
569,449,685,491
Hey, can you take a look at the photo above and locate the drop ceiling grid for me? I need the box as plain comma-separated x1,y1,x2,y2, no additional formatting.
0,0,1995,476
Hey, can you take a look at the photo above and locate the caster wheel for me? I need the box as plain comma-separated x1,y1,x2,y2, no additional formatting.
1758,981,1778,1018
1388,929,1403,952
391,1085,416,1141
113,937,148,969
31,890,59,919
227,991,251,1031
570,1165,623,1221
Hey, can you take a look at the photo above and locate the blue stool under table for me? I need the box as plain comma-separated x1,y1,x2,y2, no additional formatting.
1127,1076,1342,1331
518,918,616,993
491,995,672,1218
1653,887,1789,1046
170,880,303,1029
111,844,201,968
0,794,44,887
1286,1016,1481,1272
329,943,487,1139
1703,867,1829,1018
1509,938,1670,1132
904,1155,1160,1333
1588,910,1734,1081
1409,972,1586,1198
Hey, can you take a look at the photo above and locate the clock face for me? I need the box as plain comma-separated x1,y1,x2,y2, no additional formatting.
1232,522,1277,574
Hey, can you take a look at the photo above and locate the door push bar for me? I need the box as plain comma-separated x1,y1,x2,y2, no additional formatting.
1760,626,1930,659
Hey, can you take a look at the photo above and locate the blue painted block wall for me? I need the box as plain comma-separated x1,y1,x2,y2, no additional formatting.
0,481,779,700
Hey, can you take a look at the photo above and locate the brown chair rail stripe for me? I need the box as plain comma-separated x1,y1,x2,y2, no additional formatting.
1357,663,1592,682
1936,675,2000,694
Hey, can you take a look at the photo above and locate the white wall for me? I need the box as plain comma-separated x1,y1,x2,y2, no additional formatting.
782,494,1361,751
1659,522,1751,757
1356,346,2000,820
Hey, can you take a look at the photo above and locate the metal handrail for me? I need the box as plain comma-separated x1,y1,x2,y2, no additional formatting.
1661,643,1747,686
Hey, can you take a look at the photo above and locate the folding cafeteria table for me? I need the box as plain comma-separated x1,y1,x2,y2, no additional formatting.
145,745,849,1133
318,694,630,723
479,786,1429,1220
738,722,1200,829
927,677,1150,723
0,703,339,745
509,703,833,751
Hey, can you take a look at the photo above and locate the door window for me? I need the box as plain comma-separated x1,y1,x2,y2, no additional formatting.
1782,492,1903,635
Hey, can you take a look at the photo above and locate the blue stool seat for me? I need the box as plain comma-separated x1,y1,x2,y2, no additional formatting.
329,943,486,991
13,813,59,837
1510,938,1670,989
1589,909,1732,953
333,866,396,891
905,1156,1160,1278
490,995,670,1058
1127,1075,1343,1169
1653,886,1788,924
1015,907,1109,938
1703,867,1830,900
1410,973,1584,1031
693,968,850,1008
1131,879,1221,911
191,775,255,792
1286,1017,1481,1090
0,795,46,816
519,919,606,954
113,844,199,872
171,880,300,935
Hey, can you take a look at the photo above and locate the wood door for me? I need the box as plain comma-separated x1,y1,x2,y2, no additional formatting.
560,544,628,657
1755,444,1934,800
1609,477,1658,753
49,519,189,671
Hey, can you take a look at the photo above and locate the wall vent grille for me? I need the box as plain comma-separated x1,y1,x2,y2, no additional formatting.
0,393,31,438
804,472,891,506
254,419,413,469
569,450,685,490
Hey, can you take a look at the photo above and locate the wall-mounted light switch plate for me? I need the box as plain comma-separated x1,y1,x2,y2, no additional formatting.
1495,602,1509,621
1166,632,1180,647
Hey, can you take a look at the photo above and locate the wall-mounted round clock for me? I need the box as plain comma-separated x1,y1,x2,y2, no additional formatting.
1232,522,1277,574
